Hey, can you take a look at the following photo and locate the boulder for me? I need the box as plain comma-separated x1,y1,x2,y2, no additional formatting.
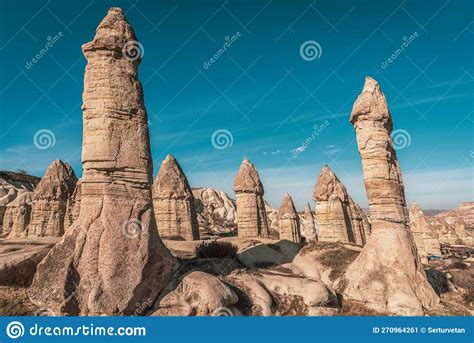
153,155,200,240
153,271,238,316
29,7,175,315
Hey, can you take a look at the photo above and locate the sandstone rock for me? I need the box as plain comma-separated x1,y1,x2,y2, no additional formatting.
153,271,238,316
313,165,369,245
409,203,441,259
233,159,269,238
192,187,237,235
64,180,81,231
0,171,39,232
434,202,474,246
303,202,317,242
3,192,33,239
153,155,199,240
29,7,175,315
342,77,439,315
276,193,301,243
27,160,77,237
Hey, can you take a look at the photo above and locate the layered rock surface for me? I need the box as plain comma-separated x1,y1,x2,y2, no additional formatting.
29,7,174,315
233,159,269,238
64,180,81,231
153,155,200,240
3,192,33,239
0,171,39,231
313,165,369,245
27,160,77,237
409,203,441,259
303,202,317,242
342,77,439,315
276,193,301,243
192,187,237,235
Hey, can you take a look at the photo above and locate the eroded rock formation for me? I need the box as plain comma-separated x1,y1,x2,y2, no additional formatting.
303,202,317,242
313,165,369,245
27,160,77,237
233,159,269,238
153,155,200,240
64,180,81,231
342,77,439,315
192,187,237,235
3,191,33,238
276,193,301,243
409,203,441,259
29,7,175,315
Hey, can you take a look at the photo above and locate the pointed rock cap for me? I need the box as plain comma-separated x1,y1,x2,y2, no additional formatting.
277,193,298,219
304,202,312,213
233,159,264,195
34,160,77,200
82,7,138,53
350,76,392,127
313,164,348,202
153,155,194,200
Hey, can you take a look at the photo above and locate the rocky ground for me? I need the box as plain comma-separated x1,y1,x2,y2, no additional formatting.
1,236,471,316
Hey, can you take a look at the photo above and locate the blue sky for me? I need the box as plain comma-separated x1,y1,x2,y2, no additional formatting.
0,0,473,210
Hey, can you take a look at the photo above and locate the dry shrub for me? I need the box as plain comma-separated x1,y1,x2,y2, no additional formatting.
195,240,238,259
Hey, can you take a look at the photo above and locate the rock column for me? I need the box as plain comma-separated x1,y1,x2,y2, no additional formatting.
27,160,77,237
3,191,33,238
342,77,438,315
233,159,269,238
303,202,317,242
313,165,368,245
153,155,200,240
277,193,301,243
29,8,175,315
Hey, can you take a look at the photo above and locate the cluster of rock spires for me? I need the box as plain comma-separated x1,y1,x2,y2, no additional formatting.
29,7,175,315
1,7,472,317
